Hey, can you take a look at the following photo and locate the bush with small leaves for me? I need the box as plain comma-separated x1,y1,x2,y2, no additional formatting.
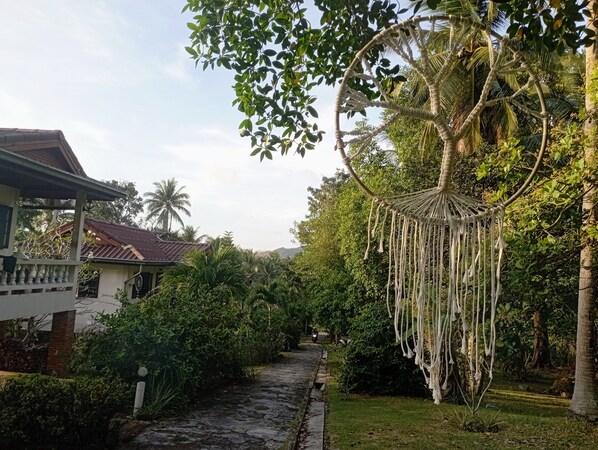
0,373,128,449
71,288,248,401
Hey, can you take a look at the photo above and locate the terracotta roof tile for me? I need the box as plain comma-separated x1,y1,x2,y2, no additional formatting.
82,218,208,264
157,240,209,261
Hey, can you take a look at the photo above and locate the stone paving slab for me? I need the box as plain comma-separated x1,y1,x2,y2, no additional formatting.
123,344,321,450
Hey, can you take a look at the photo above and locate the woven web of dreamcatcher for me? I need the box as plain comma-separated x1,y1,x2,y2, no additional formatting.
334,15,548,406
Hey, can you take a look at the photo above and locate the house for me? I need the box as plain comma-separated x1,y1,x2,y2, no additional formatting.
58,218,209,330
0,128,124,375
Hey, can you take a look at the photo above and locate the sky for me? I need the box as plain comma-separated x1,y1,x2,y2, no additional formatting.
0,1,344,251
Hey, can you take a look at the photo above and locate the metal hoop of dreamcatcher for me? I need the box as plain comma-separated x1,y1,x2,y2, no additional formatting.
334,15,548,406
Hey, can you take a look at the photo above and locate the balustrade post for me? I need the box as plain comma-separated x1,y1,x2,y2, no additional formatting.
46,265,54,284
14,265,23,286
26,265,35,285
33,264,42,285
58,265,66,284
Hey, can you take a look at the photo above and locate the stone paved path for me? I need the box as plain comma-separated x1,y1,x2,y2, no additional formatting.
124,344,321,450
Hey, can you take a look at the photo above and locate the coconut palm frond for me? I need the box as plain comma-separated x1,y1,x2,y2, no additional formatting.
144,178,192,232
419,121,441,159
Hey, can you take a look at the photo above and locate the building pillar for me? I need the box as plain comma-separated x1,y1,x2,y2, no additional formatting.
69,191,87,298
46,310,76,376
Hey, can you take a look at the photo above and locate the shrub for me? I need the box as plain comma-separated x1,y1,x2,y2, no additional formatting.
275,308,303,350
72,288,248,401
136,369,185,420
0,374,128,449
236,325,283,365
339,302,427,396
446,408,504,433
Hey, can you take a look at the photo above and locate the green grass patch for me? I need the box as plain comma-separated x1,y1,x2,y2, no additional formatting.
327,348,598,449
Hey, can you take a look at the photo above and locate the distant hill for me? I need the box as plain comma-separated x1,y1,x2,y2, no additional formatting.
257,247,303,259
274,247,303,258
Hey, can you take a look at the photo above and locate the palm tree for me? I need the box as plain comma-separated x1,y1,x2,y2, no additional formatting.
144,178,191,232
180,225,208,242
404,1,580,157
164,237,246,300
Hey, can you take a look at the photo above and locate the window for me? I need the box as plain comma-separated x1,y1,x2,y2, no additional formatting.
78,271,100,298
156,272,164,287
132,272,153,299
0,205,13,249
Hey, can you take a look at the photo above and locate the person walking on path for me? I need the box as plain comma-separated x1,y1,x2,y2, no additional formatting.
125,344,321,449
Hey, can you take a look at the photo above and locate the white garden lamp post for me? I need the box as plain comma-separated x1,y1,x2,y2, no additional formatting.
133,366,148,416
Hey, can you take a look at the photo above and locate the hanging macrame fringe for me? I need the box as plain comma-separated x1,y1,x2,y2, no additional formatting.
366,188,505,404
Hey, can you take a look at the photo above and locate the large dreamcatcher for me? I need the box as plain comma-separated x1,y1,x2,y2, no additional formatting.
334,15,548,407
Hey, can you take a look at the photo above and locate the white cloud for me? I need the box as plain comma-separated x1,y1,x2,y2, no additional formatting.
159,121,342,249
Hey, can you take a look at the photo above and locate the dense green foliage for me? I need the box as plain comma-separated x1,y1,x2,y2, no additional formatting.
498,126,584,368
72,290,247,394
340,303,427,396
286,2,592,403
294,130,431,394
296,120,587,393
87,180,144,226
72,237,309,406
0,374,127,449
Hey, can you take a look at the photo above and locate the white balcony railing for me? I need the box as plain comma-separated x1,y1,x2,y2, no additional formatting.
0,258,80,292
0,258,81,320
0,259,80,294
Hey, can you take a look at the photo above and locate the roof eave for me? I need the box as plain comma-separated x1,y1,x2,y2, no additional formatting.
0,147,125,201
83,258,178,266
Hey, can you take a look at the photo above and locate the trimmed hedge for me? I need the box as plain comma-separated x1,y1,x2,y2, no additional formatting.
0,374,128,449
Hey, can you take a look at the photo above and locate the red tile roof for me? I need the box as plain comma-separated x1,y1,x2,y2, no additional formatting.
82,218,208,264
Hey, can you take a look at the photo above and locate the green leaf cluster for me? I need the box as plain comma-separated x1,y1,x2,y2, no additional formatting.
416,0,594,53
184,0,404,158
339,302,427,396
0,374,128,449
479,120,585,368
87,180,144,227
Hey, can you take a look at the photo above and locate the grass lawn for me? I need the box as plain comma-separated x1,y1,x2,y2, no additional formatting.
326,348,598,449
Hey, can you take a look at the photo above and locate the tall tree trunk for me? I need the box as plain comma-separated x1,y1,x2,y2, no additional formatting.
571,0,598,418
530,307,552,369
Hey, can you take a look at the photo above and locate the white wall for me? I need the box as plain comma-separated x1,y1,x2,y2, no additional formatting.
74,262,168,331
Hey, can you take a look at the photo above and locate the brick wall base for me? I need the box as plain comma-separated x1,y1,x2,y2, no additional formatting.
47,310,76,376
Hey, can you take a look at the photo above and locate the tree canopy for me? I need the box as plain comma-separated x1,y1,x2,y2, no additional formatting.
87,180,143,226
185,0,408,159
185,0,594,160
